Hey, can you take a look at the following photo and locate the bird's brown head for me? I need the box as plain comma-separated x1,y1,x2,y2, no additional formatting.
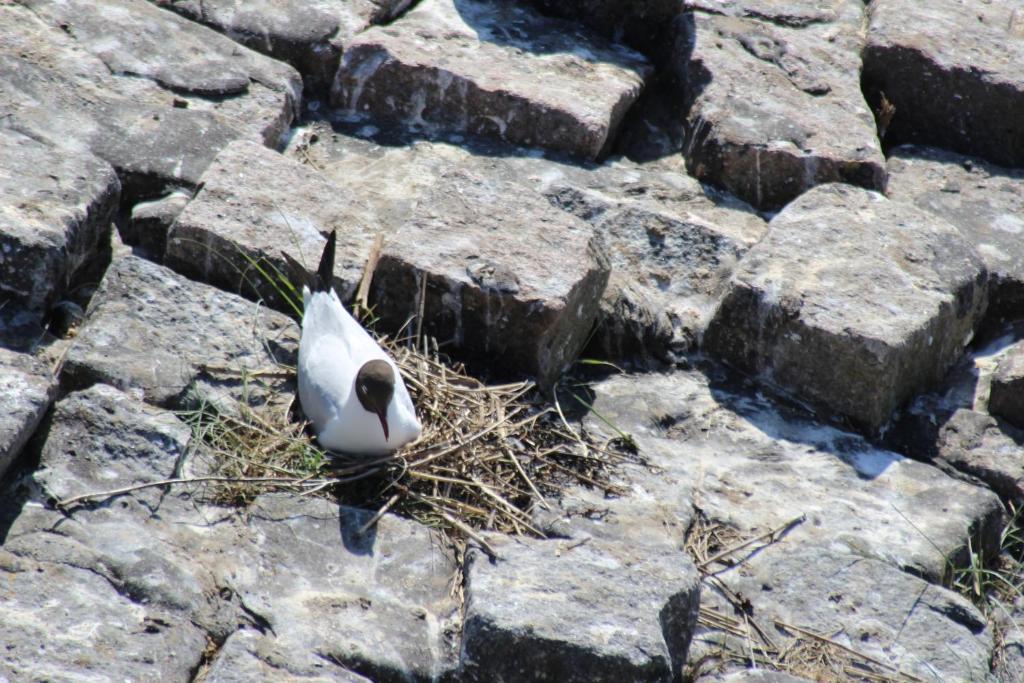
355,359,395,441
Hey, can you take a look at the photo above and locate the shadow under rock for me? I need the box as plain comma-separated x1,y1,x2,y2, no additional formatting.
699,356,904,481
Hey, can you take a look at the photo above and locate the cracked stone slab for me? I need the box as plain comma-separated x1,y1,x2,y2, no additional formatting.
227,494,461,682
0,385,220,681
929,408,1024,507
675,1,885,210
370,166,609,388
331,0,652,160
204,628,373,682
61,254,297,408
0,546,209,682
885,327,1024,506
0,348,57,480
693,543,993,682
3,382,452,682
887,145,1024,321
544,159,766,356
0,2,296,200
165,139,382,310
285,126,759,365
126,190,191,261
991,342,1024,429
583,368,1005,582
0,128,119,313
863,0,1024,168
704,183,988,433
154,0,413,93
461,534,701,682
219,132,609,388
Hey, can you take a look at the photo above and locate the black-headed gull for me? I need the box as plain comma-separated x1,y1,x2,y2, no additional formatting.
295,230,422,455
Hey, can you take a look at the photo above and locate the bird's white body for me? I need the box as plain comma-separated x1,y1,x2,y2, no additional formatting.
298,287,421,455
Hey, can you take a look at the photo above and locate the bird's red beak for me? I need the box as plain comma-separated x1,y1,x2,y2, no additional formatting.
377,410,390,442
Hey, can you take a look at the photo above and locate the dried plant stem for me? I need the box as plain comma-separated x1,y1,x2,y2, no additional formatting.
699,514,806,570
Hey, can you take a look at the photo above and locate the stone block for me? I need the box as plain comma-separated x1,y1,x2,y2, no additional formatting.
705,183,988,433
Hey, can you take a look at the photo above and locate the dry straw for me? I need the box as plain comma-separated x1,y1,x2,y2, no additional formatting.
61,234,639,554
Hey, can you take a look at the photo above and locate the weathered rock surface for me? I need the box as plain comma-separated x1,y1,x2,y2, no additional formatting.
931,408,1024,507
584,369,1005,582
203,627,374,682
990,341,1024,430
61,254,297,407
461,534,700,682
0,128,119,313
694,543,993,682
887,145,1024,321
331,0,652,160
370,168,610,388
675,1,885,210
863,0,1024,168
885,326,1024,506
545,159,766,355
1,1,298,200
1,383,459,681
228,495,461,681
182,135,610,388
584,368,1005,680
0,349,57,479
154,0,412,94
287,126,764,361
166,139,382,308
705,183,988,433
127,190,192,260
995,599,1024,683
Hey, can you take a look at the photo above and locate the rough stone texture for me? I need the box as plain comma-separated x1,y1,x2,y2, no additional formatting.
931,408,1024,507
0,349,57,479
1,383,459,681
371,168,610,389
1,1,298,201
863,0,1024,168
126,190,192,260
166,139,381,309
286,125,764,362
887,145,1024,321
0,545,209,682
694,543,993,683
203,628,374,682
228,495,460,682
675,1,885,210
885,325,1024,506
61,254,297,408
0,128,120,313
154,0,412,94
545,159,766,356
331,0,652,160
195,134,610,389
990,342,1024,430
461,534,700,682
995,599,1024,683
584,369,1005,582
705,183,988,433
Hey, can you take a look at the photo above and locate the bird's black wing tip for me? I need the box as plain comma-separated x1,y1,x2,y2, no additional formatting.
314,229,337,293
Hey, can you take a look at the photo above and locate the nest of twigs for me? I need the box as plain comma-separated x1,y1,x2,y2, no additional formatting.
181,331,637,551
